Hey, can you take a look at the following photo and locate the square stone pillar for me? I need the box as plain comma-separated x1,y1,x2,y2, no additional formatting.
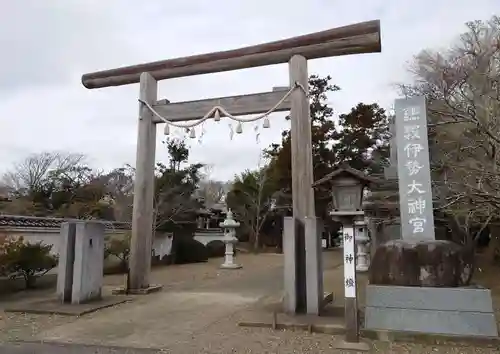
283,217,307,313
305,216,323,315
56,221,105,304
56,222,76,303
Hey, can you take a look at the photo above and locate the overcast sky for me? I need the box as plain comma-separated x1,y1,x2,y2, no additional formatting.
0,1,497,181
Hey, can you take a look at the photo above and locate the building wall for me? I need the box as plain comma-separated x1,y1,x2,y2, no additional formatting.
193,229,225,246
0,227,228,259
0,227,174,260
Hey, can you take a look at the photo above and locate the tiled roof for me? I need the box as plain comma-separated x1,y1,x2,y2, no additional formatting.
0,215,131,230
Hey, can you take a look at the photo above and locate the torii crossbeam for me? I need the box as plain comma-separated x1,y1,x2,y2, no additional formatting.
82,20,381,315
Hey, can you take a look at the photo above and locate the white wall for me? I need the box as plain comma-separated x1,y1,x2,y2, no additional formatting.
193,230,225,246
0,227,227,264
0,227,173,259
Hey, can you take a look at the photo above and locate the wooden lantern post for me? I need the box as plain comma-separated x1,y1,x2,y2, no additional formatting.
312,165,378,342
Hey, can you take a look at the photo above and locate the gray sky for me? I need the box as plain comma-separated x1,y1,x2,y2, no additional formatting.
0,0,498,181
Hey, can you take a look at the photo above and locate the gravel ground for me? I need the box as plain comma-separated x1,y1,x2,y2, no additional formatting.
0,252,499,353
1,329,499,354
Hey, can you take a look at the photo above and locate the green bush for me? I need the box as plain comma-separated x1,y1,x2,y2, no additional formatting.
206,240,225,258
0,237,58,289
104,232,209,267
173,236,208,264
0,236,8,276
104,232,131,272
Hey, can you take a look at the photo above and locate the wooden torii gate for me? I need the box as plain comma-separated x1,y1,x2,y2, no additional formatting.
82,20,381,315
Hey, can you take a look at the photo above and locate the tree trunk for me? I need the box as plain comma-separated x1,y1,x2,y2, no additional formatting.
25,274,37,289
485,225,500,263
253,231,259,251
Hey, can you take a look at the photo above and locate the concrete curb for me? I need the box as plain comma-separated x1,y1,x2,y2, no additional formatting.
239,320,500,348
4,296,131,316
361,329,500,348
9,340,165,353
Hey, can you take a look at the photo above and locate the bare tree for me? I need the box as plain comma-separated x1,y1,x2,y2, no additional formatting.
153,186,199,231
2,152,86,196
98,165,135,222
198,180,228,208
195,164,229,208
401,16,500,250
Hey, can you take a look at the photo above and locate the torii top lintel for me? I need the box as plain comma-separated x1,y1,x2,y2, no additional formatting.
81,20,381,89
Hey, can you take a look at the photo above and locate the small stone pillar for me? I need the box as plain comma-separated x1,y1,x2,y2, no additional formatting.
57,221,105,304
354,218,370,272
219,210,241,269
338,231,344,248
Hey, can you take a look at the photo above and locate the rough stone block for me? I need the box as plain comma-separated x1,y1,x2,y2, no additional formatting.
369,239,473,287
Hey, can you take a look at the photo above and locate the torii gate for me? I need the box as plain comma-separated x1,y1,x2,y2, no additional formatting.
81,20,381,315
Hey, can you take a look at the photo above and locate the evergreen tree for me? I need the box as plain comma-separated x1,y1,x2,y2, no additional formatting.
331,103,390,174
264,75,389,218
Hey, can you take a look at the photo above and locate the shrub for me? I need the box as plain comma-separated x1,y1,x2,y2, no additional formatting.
0,237,58,289
0,235,9,276
104,232,131,272
206,240,225,258
173,236,208,264
104,232,209,267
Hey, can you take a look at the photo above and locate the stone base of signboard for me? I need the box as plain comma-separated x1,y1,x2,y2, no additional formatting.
364,285,498,337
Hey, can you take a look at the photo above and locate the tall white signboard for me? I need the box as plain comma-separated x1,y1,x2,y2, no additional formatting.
343,226,356,298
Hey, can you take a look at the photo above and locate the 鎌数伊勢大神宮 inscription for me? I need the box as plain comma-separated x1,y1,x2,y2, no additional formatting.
395,96,435,241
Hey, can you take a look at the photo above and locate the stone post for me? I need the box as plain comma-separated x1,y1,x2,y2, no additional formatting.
354,218,370,272
338,231,344,248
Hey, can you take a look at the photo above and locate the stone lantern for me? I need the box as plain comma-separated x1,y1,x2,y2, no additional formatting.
354,218,370,272
219,209,242,269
